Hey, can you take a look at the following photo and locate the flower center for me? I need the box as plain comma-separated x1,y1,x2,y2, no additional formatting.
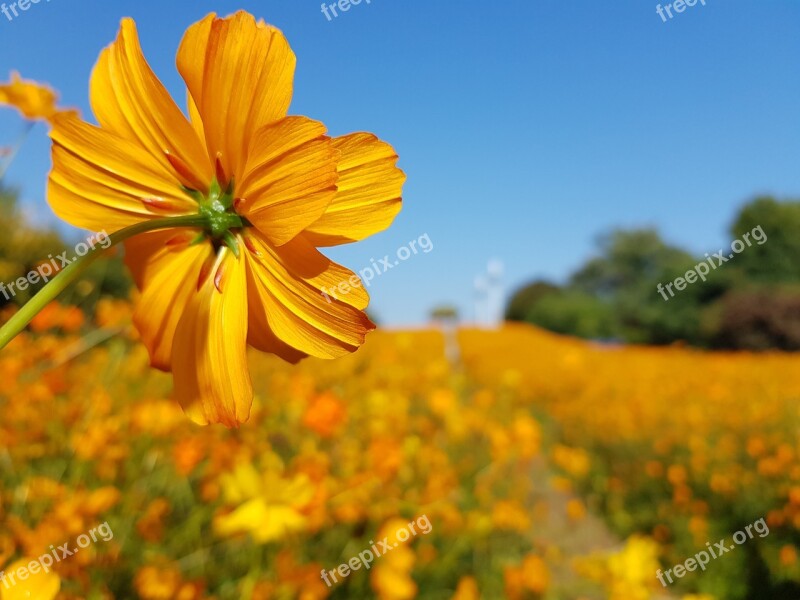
199,179,241,235
186,178,248,256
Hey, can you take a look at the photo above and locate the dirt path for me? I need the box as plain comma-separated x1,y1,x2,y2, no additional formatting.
450,326,678,600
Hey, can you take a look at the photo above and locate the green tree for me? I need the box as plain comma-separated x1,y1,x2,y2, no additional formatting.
729,196,800,284
570,228,695,299
525,289,616,339
505,280,559,322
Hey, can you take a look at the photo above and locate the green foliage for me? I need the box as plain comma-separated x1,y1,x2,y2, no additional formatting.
505,280,559,321
525,290,616,339
730,196,800,284
430,304,459,321
507,197,800,349
0,184,65,305
570,228,696,299
0,184,132,310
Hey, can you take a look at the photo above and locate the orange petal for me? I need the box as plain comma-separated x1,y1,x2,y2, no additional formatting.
247,305,308,364
238,116,338,246
48,112,195,232
172,248,253,427
244,231,374,360
304,133,405,246
124,229,214,371
177,11,296,181
90,18,211,191
90,18,211,190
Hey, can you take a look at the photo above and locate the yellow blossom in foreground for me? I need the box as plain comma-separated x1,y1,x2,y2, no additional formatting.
0,558,60,600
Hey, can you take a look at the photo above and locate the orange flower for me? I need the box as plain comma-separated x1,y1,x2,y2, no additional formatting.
0,71,63,121
47,12,404,426
302,391,347,437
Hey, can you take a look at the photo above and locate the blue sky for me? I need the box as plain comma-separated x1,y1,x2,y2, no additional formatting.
1,0,799,325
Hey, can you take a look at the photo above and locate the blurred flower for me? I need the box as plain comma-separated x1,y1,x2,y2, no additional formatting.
136,498,171,543
504,554,549,599
0,558,60,600
302,391,347,437
214,461,314,543
451,576,480,600
133,563,203,600
0,71,68,122
575,535,660,600
566,498,587,522
371,518,418,600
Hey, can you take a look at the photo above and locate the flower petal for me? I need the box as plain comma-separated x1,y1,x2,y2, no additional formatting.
124,230,214,371
90,18,211,190
238,117,338,246
177,11,296,181
244,231,374,359
48,112,195,232
247,304,308,364
172,248,253,427
304,133,405,246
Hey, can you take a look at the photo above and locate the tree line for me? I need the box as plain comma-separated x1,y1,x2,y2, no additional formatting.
506,197,800,350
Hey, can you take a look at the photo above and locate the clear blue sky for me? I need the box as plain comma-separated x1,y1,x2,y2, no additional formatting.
1,0,799,325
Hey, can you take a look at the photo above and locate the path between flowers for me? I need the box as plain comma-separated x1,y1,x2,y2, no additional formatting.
451,326,678,599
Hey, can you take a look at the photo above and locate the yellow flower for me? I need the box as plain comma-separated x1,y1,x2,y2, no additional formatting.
214,462,315,543
0,72,63,122
451,576,480,600
0,558,60,600
371,519,418,600
46,12,405,426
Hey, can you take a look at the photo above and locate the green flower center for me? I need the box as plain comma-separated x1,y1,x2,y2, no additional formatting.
186,178,247,257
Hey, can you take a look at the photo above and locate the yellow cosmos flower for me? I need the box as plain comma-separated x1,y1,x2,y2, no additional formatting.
213,462,315,543
0,72,61,122
47,12,405,426
0,558,60,600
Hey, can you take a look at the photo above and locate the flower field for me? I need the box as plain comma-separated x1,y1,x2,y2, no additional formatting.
1,305,799,599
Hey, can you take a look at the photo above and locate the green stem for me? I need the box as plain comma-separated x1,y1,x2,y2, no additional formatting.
0,214,210,350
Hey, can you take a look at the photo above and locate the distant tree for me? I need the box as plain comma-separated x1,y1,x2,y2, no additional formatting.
505,280,559,321
730,197,800,284
525,290,616,339
503,203,800,349
711,288,800,351
430,305,459,322
570,229,695,299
